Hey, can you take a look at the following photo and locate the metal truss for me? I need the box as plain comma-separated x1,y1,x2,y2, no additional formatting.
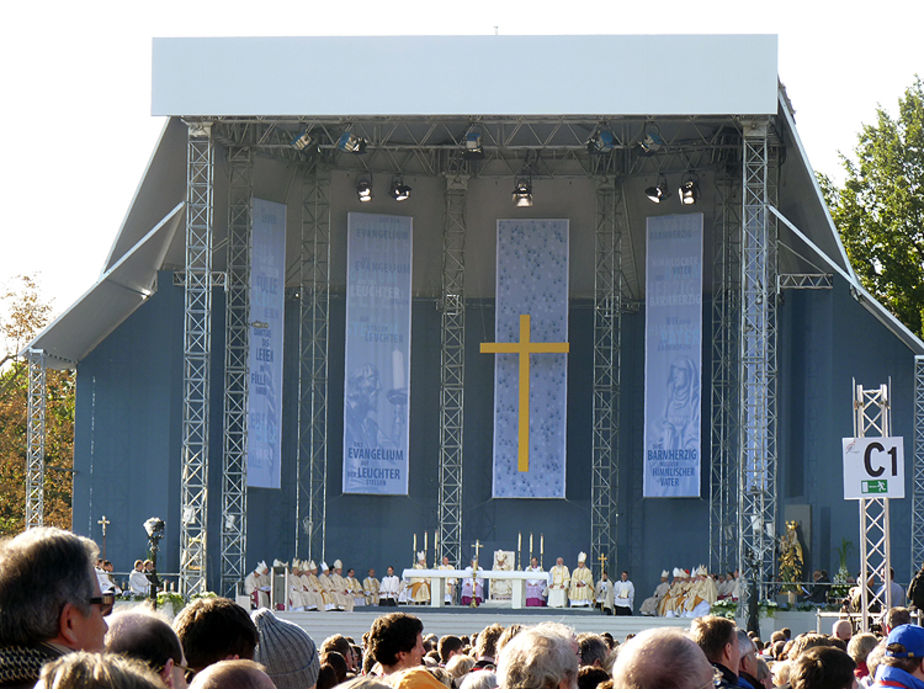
777,274,833,290
737,120,779,603
853,381,893,630
179,122,214,596
25,348,47,529
295,161,331,562
590,178,625,575
913,357,924,571
709,167,741,573
219,146,252,596
437,161,468,568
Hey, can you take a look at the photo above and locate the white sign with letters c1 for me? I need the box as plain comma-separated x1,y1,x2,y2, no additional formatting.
842,436,905,500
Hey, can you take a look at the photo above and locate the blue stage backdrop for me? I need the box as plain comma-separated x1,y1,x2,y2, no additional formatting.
342,213,413,495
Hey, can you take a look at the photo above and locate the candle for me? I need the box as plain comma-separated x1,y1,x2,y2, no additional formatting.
434,531,438,556
518,532,522,554
413,533,417,557
540,534,544,556
529,533,534,556
424,531,428,554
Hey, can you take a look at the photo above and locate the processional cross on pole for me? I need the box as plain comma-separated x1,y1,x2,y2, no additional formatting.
480,314,569,472
598,553,607,575
97,515,110,560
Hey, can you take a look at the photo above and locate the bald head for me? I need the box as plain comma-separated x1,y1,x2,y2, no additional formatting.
832,619,853,642
105,609,183,668
612,628,715,689
189,660,275,689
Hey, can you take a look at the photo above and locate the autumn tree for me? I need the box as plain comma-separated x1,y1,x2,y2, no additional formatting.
821,77,924,339
0,276,75,534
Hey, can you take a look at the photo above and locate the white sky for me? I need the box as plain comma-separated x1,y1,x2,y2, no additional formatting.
2,0,922,320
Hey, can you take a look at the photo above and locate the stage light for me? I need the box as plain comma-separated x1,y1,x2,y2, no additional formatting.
645,175,671,204
639,128,664,153
356,178,373,202
587,128,616,153
391,177,412,202
512,177,533,207
679,174,698,205
464,129,484,160
338,131,367,153
290,129,315,151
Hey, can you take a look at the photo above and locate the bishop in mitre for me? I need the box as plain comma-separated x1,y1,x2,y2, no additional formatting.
682,565,717,618
330,560,355,611
548,556,570,608
489,549,514,600
639,569,671,615
243,561,271,609
409,551,431,604
318,562,338,611
569,552,594,607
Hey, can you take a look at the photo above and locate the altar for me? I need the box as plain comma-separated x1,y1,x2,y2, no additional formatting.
401,569,551,609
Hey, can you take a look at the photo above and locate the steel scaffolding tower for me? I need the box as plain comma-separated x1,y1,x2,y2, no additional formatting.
295,161,331,562
709,168,741,573
437,168,468,568
914,356,924,570
179,122,215,596
25,348,47,529
220,146,252,595
738,120,778,601
590,178,624,573
853,381,893,630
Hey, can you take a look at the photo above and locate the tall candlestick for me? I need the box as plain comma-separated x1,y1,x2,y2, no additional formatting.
413,533,417,563
517,532,522,570
434,531,438,557
424,531,428,555
540,534,544,559
529,533,534,557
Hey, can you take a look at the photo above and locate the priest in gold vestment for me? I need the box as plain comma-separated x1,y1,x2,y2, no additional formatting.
569,552,594,607
409,551,431,604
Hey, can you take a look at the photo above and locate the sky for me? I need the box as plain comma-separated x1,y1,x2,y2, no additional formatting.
2,0,923,322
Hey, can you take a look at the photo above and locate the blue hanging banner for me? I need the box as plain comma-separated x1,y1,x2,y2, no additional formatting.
342,213,413,495
247,198,286,489
643,213,704,498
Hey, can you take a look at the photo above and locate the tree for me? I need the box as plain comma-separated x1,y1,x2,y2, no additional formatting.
821,77,924,339
0,276,75,534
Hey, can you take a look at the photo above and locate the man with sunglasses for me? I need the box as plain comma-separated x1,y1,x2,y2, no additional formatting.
0,527,109,687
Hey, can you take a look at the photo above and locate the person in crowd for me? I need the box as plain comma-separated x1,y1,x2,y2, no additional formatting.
438,635,463,665
321,651,348,684
881,568,906,609
611,626,716,689
250,607,320,689
690,615,741,688
832,618,854,643
736,629,763,688
36,651,165,688
366,612,445,688
471,623,504,671
0,527,110,687
848,632,880,683
458,668,497,689
577,664,611,689
577,632,609,668
105,608,190,688
188,660,275,689
790,645,857,689
884,606,914,634
322,633,357,673
445,653,475,682
872,623,924,688
496,622,579,689
173,597,258,678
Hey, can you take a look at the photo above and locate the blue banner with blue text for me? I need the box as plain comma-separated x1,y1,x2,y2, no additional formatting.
643,213,703,498
342,213,413,495
247,198,286,489
491,219,569,499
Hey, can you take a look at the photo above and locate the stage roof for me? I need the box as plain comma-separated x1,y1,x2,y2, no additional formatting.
152,35,779,117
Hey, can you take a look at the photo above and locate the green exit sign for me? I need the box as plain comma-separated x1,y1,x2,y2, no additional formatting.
862,480,889,494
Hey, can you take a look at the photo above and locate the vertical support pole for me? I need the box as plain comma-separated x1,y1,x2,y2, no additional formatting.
179,122,214,596
220,145,252,595
738,118,778,607
25,348,47,529
710,166,741,573
437,168,467,568
296,161,330,562
913,356,924,571
591,178,623,573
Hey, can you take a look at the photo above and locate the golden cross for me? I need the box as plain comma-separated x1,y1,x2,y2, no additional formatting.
97,515,110,536
480,314,569,472
471,539,483,566
598,554,607,574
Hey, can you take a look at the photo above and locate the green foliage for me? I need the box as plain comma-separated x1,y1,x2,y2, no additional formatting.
823,77,924,339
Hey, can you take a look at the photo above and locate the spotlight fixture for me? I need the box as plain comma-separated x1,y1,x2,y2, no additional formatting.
391,177,412,202
356,178,373,202
338,130,367,153
645,175,671,204
463,129,484,160
678,174,698,205
290,129,315,151
512,177,533,207
639,127,664,153
587,128,616,154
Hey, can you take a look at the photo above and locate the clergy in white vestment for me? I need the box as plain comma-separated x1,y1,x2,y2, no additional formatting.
330,560,355,611
461,559,484,606
409,552,431,604
613,570,635,615
347,568,365,607
489,550,514,600
438,556,457,604
525,556,548,607
548,556,570,608
128,560,149,597
95,565,121,595
379,565,400,606
639,570,671,615
595,572,615,615
243,561,271,609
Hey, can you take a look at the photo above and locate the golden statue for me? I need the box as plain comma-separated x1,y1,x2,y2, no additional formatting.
778,520,805,594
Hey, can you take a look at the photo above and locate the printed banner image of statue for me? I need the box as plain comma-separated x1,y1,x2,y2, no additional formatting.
345,362,391,450
654,357,700,451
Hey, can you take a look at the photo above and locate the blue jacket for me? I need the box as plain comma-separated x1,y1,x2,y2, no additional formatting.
873,664,924,689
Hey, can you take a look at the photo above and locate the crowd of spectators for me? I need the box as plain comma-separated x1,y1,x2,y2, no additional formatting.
3,526,924,689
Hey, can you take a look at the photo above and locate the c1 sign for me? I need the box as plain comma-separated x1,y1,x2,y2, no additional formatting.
842,436,905,500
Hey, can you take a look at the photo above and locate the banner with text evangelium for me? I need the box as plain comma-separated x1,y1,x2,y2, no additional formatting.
492,219,569,499
342,213,413,495
643,213,703,498
247,198,286,489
